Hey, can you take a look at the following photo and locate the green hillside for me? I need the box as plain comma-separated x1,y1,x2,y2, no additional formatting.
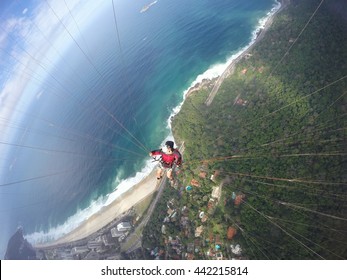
144,0,347,259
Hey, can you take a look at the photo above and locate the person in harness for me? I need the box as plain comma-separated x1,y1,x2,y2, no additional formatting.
149,140,182,184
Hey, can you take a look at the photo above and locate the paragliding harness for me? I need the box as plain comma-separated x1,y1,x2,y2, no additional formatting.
151,155,163,164
151,154,174,170
151,148,182,170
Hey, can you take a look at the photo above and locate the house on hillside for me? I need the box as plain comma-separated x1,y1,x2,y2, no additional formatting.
227,227,237,240
191,178,200,187
231,244,242,255
167,208,174,216
201,214,208,223
211,186,221,200
195,226,204,237
207,198,216,214
167,198,176,209
234,194,245,206
199,171,207,179
210,170,220,182
235,97,248,106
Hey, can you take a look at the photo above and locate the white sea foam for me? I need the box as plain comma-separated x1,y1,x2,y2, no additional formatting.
26,1,281,245
26,194,108,244
169,0,281,129
26,156,158,244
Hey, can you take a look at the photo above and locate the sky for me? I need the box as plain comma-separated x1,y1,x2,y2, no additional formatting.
0,0,109,173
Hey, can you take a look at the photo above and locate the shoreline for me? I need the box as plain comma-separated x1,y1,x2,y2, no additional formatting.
33,0,285,248
35,167,159,248
201,0,286,105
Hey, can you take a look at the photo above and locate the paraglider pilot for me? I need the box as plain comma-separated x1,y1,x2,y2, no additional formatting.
149,140,182,184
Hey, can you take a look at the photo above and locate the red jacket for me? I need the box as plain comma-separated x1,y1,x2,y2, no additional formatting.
151,149,182,168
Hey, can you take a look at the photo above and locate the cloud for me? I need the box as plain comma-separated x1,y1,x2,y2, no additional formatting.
0,31,7,49
0,0,107,146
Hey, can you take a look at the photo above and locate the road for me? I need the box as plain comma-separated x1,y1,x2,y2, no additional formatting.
124,176,167,253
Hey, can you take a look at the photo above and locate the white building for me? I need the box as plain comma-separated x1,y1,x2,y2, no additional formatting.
117,222,132,232
71,246,89,255
211,186,221,200
231,244,242,255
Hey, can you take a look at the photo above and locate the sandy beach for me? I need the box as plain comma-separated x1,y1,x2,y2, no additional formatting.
36,167,159,247
35,0,286,249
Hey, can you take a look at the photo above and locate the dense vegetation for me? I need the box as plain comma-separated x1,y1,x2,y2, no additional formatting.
144,0,347,259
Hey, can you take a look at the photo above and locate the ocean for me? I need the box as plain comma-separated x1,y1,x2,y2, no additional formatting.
0,0,279,257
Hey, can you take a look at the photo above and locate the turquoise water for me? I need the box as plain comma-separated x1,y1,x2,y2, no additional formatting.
0,0,279,255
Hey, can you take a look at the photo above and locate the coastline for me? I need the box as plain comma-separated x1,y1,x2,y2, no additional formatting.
34,0,285,249
35,168,159,248
201,0,285,105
